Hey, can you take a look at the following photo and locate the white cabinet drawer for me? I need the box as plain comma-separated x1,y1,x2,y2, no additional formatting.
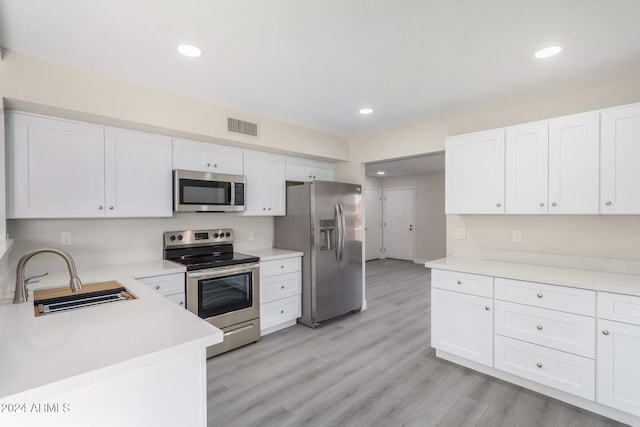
260,257,301,278
495,301,595,358
261,272,301,304
165,293,186,308
495,278,595,316
261,295,301,331
136,273,185,297
431,269,493,298
598,292,640,326
495,335,595,400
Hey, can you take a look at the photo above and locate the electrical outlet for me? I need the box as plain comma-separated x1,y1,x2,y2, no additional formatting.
61,231,72,245
248,232,255,241
453,227,466,240
512,230,522,244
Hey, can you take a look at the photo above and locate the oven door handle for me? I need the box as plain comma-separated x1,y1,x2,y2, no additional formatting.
187,263,259,279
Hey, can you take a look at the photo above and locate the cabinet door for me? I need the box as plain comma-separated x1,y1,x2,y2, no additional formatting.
548,112,600,214
431,288,493,367
6,112,105,218
312,162,336,181
600,103,640,214
105,128,173,217
285,157,335,182
505,121,549,214
243,150,285,215
173,138,243,174
445,129,505,214
597,319,640,417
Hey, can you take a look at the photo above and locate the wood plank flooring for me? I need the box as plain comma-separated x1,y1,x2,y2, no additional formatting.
207,259,627,427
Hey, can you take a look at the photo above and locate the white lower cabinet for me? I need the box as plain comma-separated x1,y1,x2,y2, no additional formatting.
135,273,185,307
597,292,640,418
260,256,302,335
431,271,494,367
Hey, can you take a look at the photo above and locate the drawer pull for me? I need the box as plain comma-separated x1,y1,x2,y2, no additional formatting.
485,306,490,311
179,301,184,306
280,310,284,314
155,285,160,290
457,280,463,285
536,362,543,368
281,265,284,269
537,293,543,299
536,325,543,331
602,330,610,336
281,286,285,289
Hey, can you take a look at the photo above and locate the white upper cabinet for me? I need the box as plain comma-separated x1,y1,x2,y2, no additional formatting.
600,103,640,214
172,138,243,175
445,128,505,214
243,150,286,216
6,112,173,218
505,121,549,214
285,157,336,182
104,128,173,217
548,111,600,214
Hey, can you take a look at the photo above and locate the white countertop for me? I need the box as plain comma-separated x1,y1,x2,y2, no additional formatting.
246,248,303,262
426,257,640,296
0,260,222,399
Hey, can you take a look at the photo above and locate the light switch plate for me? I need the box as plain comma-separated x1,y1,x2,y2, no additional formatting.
453,227,466,240
61,232,72,245
512,230,522,244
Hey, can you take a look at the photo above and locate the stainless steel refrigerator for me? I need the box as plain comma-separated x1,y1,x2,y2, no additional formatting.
274,181,363,328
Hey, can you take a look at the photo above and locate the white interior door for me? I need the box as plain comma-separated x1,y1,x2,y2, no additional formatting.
384,188,415,261
364,188,383,261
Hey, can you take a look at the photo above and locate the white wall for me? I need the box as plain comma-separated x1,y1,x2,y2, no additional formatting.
377,173,446,263
7,215,273,277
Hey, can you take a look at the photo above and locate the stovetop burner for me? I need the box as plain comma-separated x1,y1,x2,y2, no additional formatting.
163,228,259,270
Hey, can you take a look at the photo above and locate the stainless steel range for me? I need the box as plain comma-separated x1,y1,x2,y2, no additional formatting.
163,229,260,357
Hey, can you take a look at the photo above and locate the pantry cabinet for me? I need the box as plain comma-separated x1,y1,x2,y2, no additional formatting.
505,121,549,214
172,138,243,175
548,111,600,214
243,150,286,216
600,103,640,214
6,112,172,218
285,156,335,182
445,129,505,214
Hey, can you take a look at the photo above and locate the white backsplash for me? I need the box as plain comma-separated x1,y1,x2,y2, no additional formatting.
6,214,274,277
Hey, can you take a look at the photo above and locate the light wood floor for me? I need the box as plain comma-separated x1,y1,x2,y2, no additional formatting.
207,259,627,427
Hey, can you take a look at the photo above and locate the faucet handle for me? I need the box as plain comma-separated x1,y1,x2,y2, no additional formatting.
26,272,49,284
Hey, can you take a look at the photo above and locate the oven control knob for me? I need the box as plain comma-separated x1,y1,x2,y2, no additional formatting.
214,233,219,238
170,235,176,241
225,232,231,237
177,235,183,241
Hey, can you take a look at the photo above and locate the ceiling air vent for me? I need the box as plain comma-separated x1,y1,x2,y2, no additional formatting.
227,117,258,137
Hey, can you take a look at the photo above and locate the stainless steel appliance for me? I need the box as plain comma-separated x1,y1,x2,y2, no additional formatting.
173,170,246,212
274,181,362,327
163,229,260,357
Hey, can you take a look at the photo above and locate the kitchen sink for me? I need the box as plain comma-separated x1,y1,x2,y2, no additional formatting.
33,280,136,317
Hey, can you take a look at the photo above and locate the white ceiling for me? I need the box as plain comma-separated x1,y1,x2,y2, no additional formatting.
1,0,640,138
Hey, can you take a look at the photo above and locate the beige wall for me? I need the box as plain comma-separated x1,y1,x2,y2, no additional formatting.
350,70,640,262
0,50,349,161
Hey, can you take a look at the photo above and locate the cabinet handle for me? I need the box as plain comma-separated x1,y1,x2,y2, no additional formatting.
457,280,463,285
207,163,211,167
280,310,284,314
537,325,543,331
281,265,284,269
281,285,284,289
268,207,272,211
602,330,610,336
155,285,160,290
605,201,612,206
496,203,502,207
263,207,266,211
537,293,543,299
214,164,218,168
536,362,543,368
98,205,104,210
179,301,184,306
551,202,557,207
485,306,490,311
539,202,545,207
109,206,114,210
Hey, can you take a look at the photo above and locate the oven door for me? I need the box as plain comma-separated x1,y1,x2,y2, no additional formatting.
186,263,260,329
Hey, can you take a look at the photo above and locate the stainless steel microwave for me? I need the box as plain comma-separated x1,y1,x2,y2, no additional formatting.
173,170,246,212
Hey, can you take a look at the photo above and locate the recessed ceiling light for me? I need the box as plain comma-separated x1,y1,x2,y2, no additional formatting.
535,46,562,59
376,171,385,175
359,108,374,115
177,44,202,58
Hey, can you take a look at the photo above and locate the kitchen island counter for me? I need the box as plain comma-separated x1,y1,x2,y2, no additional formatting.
0,261,221,426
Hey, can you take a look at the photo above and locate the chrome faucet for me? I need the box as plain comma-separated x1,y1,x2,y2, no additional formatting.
13,248,83,304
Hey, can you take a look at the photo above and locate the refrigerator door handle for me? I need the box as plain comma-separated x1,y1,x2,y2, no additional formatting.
338,203,346,261
334,203,340,261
